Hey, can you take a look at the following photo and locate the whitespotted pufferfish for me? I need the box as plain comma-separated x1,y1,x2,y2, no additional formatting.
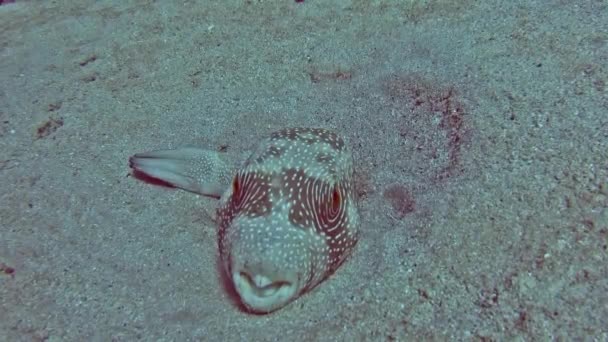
129,128,360,313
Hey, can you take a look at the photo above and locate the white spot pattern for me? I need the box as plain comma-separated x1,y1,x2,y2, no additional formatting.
217,128,359,313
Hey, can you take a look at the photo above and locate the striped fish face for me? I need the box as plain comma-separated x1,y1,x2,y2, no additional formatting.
217,128,359,313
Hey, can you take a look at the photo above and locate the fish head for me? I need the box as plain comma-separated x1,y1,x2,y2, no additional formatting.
220,213,324,313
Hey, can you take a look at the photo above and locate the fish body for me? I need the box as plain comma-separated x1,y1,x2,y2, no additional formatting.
129,128,359,313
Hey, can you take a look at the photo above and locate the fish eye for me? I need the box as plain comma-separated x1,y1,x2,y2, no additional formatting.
331,187,341,211
232,177,240,202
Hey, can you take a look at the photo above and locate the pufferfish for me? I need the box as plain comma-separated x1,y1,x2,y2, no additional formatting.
129,128,360,313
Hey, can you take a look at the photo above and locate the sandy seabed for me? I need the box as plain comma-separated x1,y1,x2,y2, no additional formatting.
1,0,606,340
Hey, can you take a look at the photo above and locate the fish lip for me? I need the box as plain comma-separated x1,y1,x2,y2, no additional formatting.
232,270,299,313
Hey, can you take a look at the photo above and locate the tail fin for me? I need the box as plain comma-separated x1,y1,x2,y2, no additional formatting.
129,147,232,198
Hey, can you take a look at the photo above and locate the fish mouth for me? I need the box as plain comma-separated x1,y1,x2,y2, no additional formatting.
232,270,299,313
